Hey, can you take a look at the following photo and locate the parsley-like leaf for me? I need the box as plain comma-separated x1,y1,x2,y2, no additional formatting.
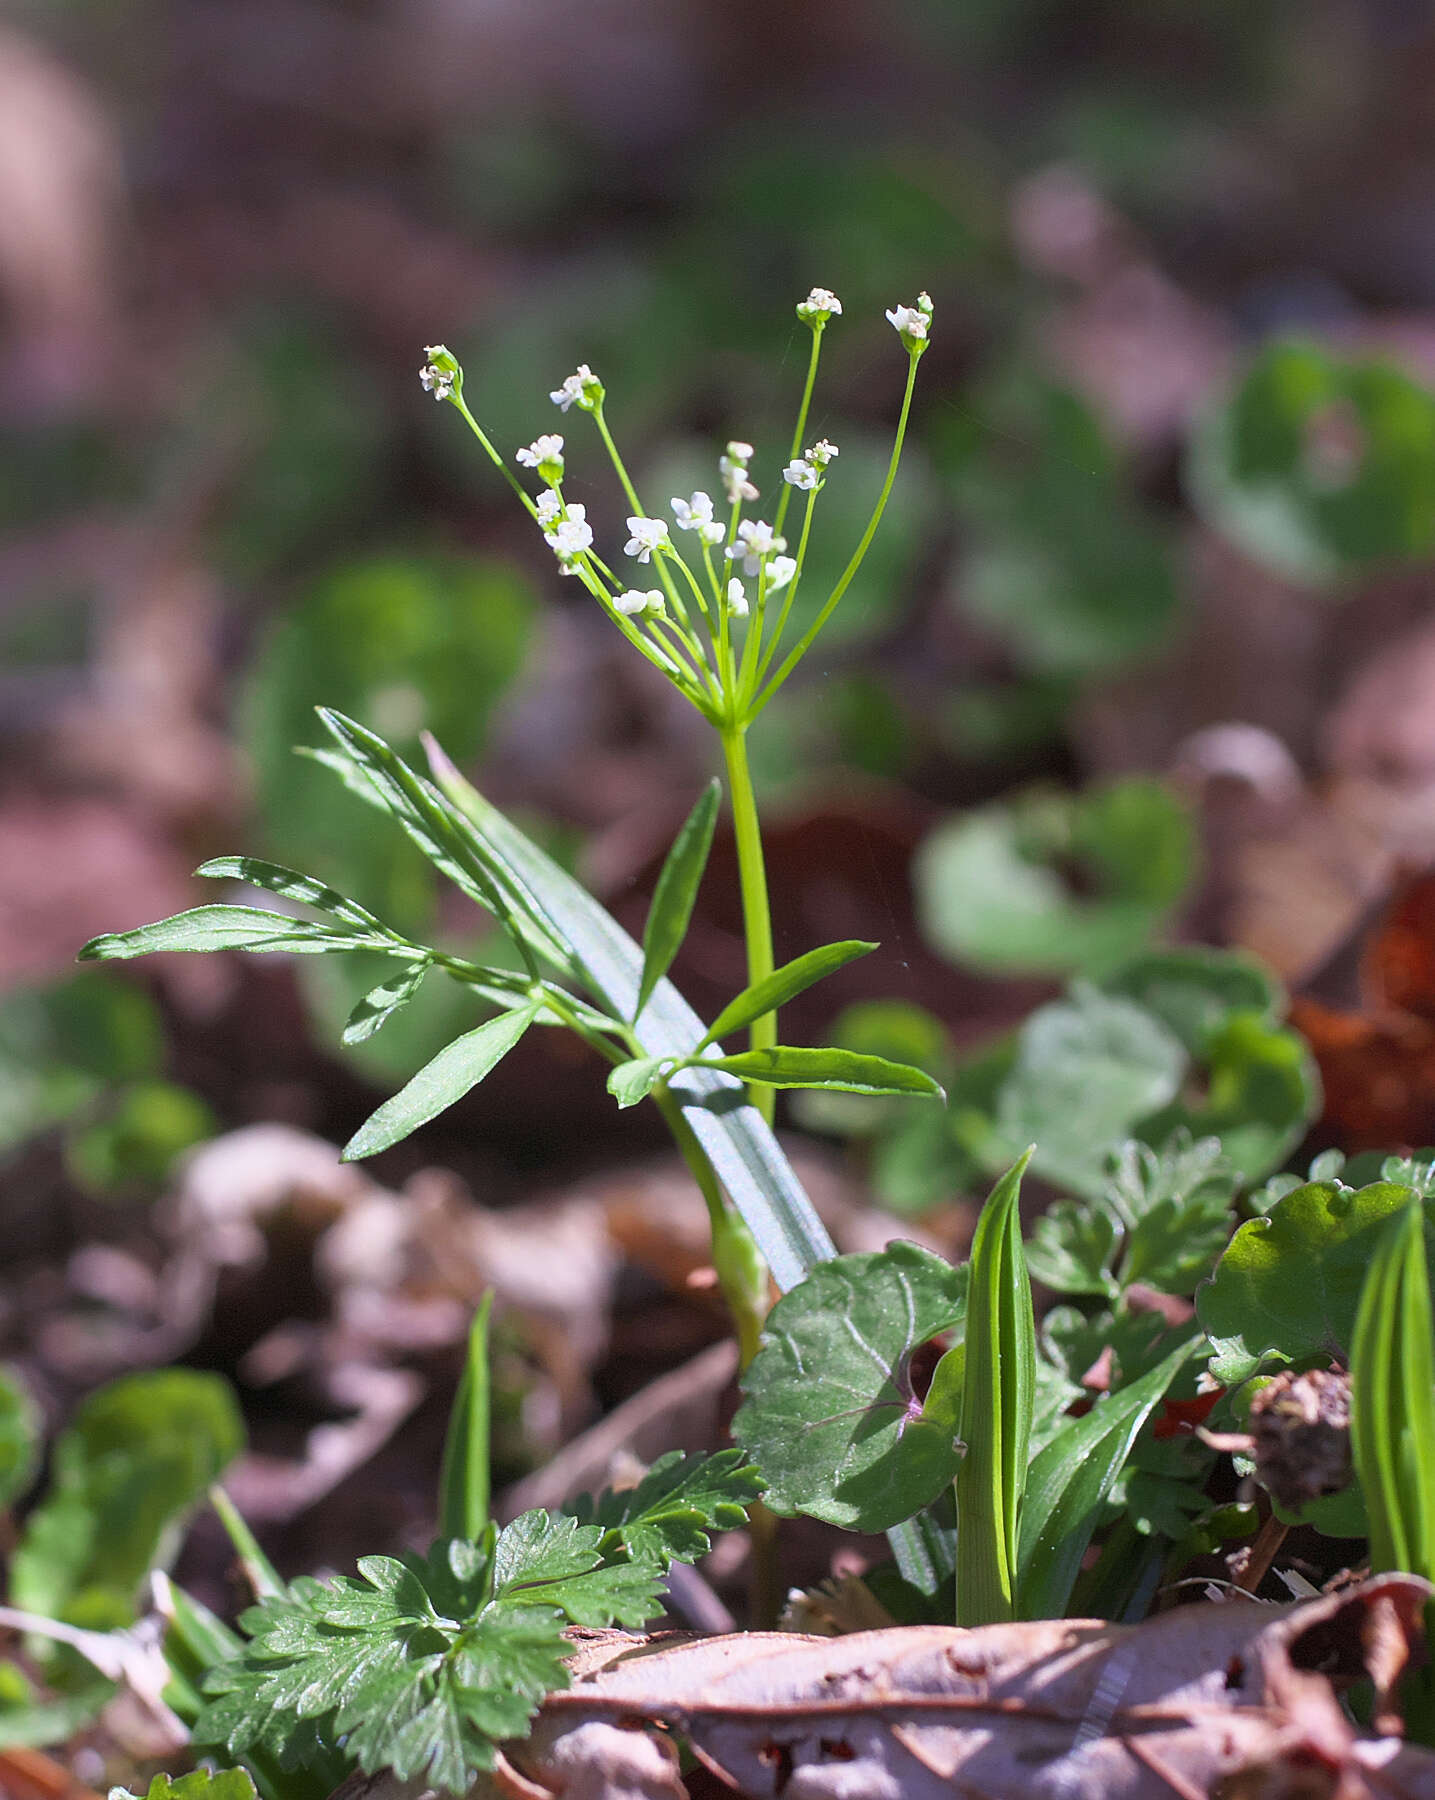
567,1449,765,1567
193,1511,670,1797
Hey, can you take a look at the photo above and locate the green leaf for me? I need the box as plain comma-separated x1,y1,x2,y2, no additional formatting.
194,856,388,931
1350,1202,1435,1584
197,1513,670,1798
914,779,1194,979
111,1772,257,1800
12,1370,244,1623
606,1057,670,1109
1135,1010,1320,1186
635,780,720,1022
697,1045,944,1097
77,906,396,960
954,1151,1036,1626
731,1241,968,1531
698,941,878,1050
317,710,569,977
567,1449,764,1566
1189,339,1435,583
343,1000,542,1160
986,985,1188,1200
422,732,838,1290
1099,947,1281,1053
342,960,430,1045
1198,1179,1422,1384
0,1366,39,1511
439,1295,493,1543
1017,1333,1198,1619
1024,1200,1120,1298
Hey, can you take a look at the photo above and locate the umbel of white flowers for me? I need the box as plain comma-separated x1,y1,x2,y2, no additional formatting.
416,286,931,713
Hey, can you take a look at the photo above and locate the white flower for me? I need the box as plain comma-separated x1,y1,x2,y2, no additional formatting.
614,587,663,617
726,578,749,618
796,287,843,322
419,362,453,401
535,490,562,525
766,555,797,592
808,438,839,466
549,363,603,413
725,518,786,576
782,458,819,491
885,303,928,342
624,515,671,563
544,503,593,570
671,490,725,545
719,442,758,505
516,433,565,474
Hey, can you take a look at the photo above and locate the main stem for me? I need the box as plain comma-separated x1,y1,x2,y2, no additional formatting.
720,724,776,1128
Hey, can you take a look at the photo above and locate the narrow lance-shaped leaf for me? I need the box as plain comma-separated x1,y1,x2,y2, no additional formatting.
697,940,878,1050
343,1000,542,1160
697,1046,945,1098
317,708,567,979
1017,1332,1198,1620
78,907,400,960
635,780,720,1022
194,857,388,933
422,732,838,1290
954,1150,1036,1627
439,1292,493,1543
1350,1201,1435,1584
343,960,430,1045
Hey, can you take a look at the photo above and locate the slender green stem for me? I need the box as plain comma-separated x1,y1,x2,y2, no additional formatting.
751,350,921,719
450,391,535,514
772,325,824,540
720,725,776,1128
751,487,820,697
591,400,686,622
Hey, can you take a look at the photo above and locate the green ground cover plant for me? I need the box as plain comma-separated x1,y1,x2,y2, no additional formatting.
9,293,1435,1794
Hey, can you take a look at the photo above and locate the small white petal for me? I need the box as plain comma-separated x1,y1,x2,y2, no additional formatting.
766,555,797,592
726,578,749,618
782,459,819,490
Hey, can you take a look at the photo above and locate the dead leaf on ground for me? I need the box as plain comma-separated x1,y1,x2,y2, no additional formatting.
339,1574,1435,1799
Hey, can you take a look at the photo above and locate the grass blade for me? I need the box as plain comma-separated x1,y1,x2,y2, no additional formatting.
636,780,720,1022
953,1150,1035,1625
1016,1332,1197,1619
1351,1201,1435,1581
439,1293,493,1542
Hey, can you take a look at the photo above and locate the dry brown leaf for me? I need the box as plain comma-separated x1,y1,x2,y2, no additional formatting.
335,1575,1435,1800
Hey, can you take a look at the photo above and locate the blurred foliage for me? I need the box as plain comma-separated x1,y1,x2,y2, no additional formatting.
913,778,1196,978
1190,340,1435,583
0,973,213,1188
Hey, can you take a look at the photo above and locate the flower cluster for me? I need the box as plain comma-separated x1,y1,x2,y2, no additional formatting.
885,291,934,351
419,344,458,401
420,282,930,718
782,438,839,491
796,287,843,324
516,434,565,483
719,441,758,505
549,364,604,414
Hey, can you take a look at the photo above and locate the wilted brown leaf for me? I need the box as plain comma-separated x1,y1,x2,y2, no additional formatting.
336,1575,1435,1800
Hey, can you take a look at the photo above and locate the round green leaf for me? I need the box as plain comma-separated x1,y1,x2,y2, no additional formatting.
1199,1180,1424,1385
732,1241,967,1531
